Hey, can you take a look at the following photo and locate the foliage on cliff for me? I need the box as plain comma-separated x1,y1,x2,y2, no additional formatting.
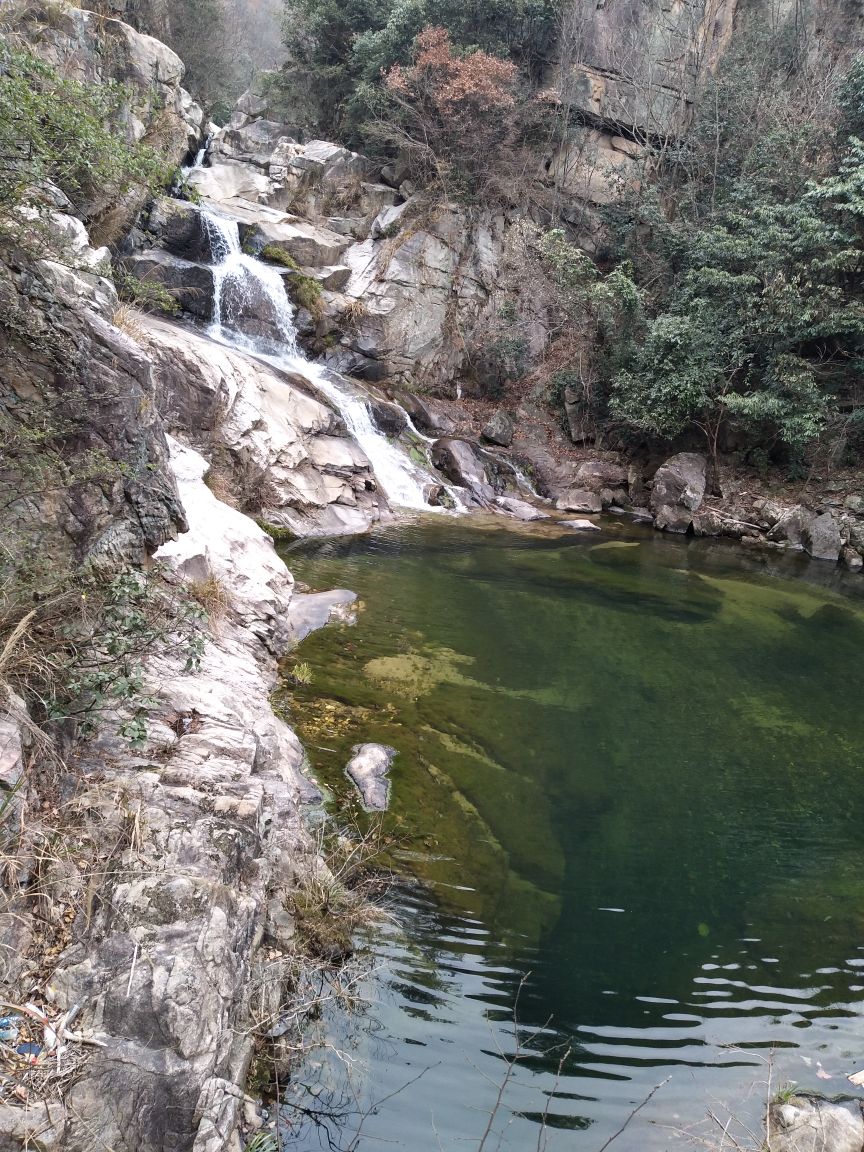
0,42,166,226
598,19,864,468
279,0,559,138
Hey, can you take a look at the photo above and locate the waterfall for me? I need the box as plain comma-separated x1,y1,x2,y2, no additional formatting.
198,206,438,511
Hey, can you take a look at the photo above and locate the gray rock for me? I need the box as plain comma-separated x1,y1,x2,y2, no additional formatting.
650,452,707,512
841,545,863,571
393,392,457,435
243,218,350,268
555,489,603,514
494,496,548,521
653,505,694,534
482,410,514,448
345,744,397,811
768,505,812,549
146,196,212,262
844,493,864,513
369,399,409,436
431,439,492,501
561,518,601,531
575,460,628,491
803,511,842,562
122,249,215,320
768,1097,864,1152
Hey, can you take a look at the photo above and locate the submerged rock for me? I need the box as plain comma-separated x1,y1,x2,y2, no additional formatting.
345,744,397,811
561,518,601,531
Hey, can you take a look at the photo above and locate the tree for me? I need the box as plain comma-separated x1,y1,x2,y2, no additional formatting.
375,25,524,193
279,0,559,138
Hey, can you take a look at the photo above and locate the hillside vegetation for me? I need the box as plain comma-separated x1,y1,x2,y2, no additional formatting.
275,0,864,479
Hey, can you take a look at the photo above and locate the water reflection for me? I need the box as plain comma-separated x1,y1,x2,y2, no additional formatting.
278,520,864,1150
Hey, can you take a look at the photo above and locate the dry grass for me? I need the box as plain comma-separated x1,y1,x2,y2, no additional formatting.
185,574,230,622
341,297,368,330
111,302,145,342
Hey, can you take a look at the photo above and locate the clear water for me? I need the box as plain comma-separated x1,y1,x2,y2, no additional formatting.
278,517,864,1151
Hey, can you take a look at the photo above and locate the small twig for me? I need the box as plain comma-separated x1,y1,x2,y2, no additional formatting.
596,1076,671,1152
125,942,139,1000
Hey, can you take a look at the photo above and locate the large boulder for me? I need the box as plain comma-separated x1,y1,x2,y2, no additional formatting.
802,511,842,562
482,410,515,447
431,438,493,502
242,218,351,268
555,488,603,514
650,453,707,512
145,196,213,262
575,459,629,491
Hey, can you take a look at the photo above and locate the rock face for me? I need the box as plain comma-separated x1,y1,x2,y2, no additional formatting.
141,316,389,536
39,440,325,1152
339,206,504,387
19,4,203,230
768,1097,864,1152
0,251,185,568
345,743,397,811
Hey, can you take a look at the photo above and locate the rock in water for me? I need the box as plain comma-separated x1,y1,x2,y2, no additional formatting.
482,410,514,447
345,744,397,811
555,488,603,513
769,1097,864,1152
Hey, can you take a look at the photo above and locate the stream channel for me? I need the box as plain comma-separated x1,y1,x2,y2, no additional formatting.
278,517,864,1151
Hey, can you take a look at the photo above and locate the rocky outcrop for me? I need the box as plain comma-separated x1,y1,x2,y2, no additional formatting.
29,439,344,1152
336,205,504,387
0,243,185,569
19,3,203,232
140,316,388,535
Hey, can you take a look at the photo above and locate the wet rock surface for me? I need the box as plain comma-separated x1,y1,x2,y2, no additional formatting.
345,744,397,811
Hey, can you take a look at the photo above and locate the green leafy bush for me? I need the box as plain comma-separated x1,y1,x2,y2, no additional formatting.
0,44,167,225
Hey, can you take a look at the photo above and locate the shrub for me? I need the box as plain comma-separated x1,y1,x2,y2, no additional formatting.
0,44,167,228
115,269,180,314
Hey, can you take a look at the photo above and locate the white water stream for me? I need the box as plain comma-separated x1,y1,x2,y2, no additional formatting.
198,205,437,510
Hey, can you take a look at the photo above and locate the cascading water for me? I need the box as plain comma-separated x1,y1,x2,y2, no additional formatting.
198,206,439,511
